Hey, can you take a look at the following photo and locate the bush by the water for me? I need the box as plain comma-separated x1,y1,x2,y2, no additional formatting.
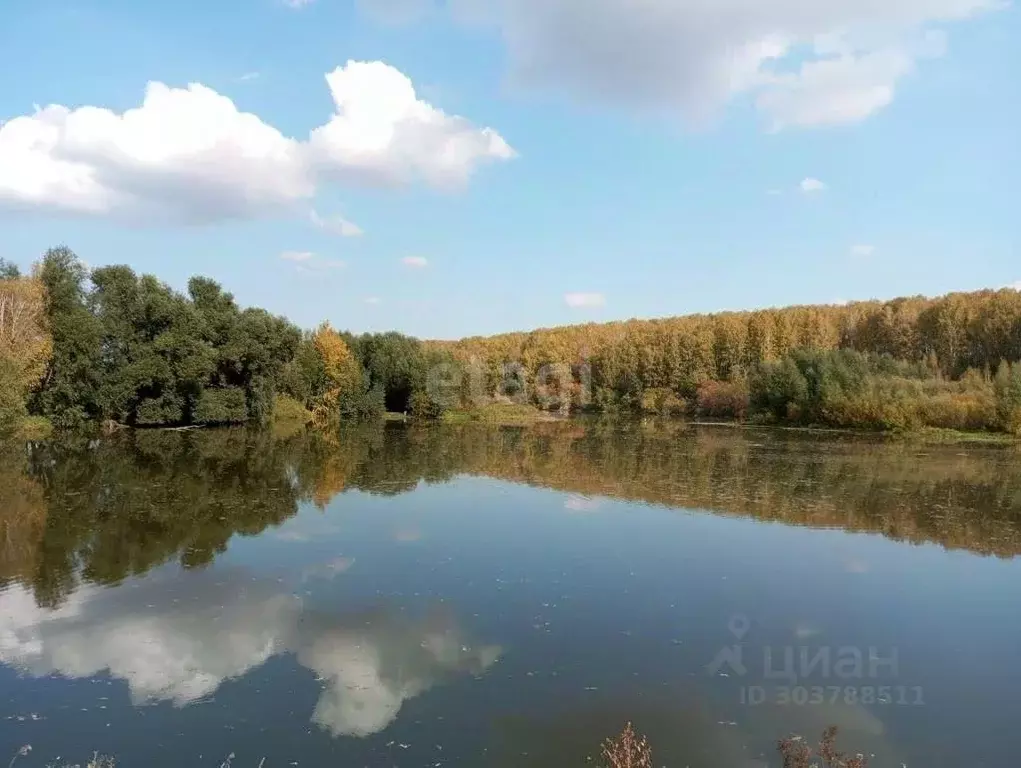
747,348,1017,432
695,379,750,420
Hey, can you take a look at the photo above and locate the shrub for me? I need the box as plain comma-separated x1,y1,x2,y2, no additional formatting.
193,387,249,425
915,391,997,431
778,726,867,768
272,394,313,426
409,388,446,420
601,722,652,768
750,358,808,421
135,394,184,426
338,378,386,421
640,387,687,416
695,379,749,420
994,361,1021,435
16,415,54,440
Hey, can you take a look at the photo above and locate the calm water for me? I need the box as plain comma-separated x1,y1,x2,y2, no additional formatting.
2,421,1020,767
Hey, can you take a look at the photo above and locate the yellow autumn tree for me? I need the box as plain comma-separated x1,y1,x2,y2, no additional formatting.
310,322,362,427
0,271,53,428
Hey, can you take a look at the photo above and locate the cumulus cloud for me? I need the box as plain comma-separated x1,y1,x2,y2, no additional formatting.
0,573,500,737
800,177,827,193
297,608,500,737
402,256,429,268
0,61,514,225
850,244,876,257
564,292,605,309
309,62,515,189
1005,281,1021,291
0,576,300,706
401,0,997,128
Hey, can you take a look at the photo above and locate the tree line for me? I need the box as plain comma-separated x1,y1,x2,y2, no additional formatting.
3,246,1021,433
437,287,1021,433
0,247,457,431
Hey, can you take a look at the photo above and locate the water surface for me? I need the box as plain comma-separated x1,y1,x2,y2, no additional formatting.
2,422,1020,766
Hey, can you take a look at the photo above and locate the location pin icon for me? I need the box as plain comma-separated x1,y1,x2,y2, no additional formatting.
728,614,751,640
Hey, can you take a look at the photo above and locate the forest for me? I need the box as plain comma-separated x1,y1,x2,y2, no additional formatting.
3,246,1021,435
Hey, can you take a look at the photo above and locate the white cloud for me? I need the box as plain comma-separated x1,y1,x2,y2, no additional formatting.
0,574,500,737
0,83,311,224
364,296,383,305
419,0,997,128
238,72,261,82
1005,281,1021,291
283,0,315,8
766,188,783,196
800,177,827,193
564,292,605,309
402,256,429,268
280,250,315,263
310,209,364,237
564,494,602,513
0,577,299,707
0,61,514,225
756,46,919,130
281,250,345,272
308,61,516,189
297,610,500,737
850,244,876,257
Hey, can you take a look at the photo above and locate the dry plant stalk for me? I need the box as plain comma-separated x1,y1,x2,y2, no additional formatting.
601,721,653,768
778,726,868,768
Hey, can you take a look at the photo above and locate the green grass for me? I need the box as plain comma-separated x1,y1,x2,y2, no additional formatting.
442,402,552,426
896,426,1018,446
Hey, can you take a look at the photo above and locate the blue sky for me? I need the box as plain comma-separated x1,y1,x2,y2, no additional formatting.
0,0,1018,339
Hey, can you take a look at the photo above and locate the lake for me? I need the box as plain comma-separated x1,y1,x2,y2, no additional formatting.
1,421,1020,767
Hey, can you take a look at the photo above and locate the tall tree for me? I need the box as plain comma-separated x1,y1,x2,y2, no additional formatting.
32,247,103,428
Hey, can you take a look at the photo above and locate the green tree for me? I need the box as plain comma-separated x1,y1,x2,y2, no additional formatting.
0,259,21,279
355,332,427,412
32,247,103,428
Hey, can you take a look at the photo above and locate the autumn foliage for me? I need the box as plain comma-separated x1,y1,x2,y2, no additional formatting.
7,244,1021,434
0,269,52,429
310,322,364,426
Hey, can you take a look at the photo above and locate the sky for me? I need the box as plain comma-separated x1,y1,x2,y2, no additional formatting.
0,0,1018,340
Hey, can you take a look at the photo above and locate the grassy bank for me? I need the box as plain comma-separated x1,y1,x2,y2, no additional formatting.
441,402,556,426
